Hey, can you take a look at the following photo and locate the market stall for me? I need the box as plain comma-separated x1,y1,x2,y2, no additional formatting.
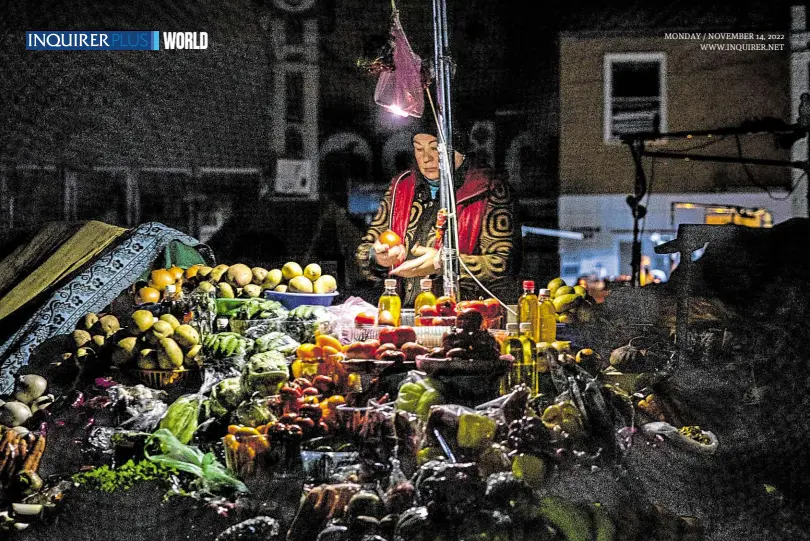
0,220,807,541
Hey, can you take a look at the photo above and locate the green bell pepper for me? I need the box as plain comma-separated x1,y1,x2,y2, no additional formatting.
457,413,497,449
395,377,444,420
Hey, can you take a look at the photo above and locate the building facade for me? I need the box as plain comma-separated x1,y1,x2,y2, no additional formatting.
557,28,796,285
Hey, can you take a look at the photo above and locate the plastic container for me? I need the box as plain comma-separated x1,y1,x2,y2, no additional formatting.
215,298,252,316
131,368,192,389
264,290,339,310
229,317,285,337
223,434,271,479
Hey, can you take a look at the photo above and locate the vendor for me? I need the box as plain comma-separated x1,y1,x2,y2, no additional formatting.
355,119,518,305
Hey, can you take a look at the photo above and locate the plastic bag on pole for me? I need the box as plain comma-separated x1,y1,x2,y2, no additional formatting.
374,12,424,118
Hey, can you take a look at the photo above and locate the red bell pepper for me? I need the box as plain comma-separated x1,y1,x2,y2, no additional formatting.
435,296,457,316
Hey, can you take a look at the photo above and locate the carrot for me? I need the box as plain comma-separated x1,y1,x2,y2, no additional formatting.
0,432,20,480
22,435,46,474
14,438,29,477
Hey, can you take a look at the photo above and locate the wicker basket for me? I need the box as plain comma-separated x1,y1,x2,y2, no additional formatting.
132,368,191,388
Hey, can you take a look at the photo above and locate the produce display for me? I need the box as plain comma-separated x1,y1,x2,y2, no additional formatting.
0,255,746,541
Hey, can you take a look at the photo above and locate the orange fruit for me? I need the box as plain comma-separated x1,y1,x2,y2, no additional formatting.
184,265,201,279
379,229,401,248
167,266,184,281
137,287,161,304
149,269,174,292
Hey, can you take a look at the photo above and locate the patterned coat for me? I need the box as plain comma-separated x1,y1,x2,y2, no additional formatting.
356,165,518,306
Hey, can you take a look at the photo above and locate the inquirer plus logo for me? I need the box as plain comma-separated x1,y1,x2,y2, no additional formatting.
26,31,208,51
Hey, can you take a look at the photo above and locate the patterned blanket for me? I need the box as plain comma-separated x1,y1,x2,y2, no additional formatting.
0,222,214,394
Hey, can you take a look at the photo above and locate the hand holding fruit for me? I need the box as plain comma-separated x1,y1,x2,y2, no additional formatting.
373,232,406,268
390,243,439,278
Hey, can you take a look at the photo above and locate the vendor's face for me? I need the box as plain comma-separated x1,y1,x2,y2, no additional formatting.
413,133,440,180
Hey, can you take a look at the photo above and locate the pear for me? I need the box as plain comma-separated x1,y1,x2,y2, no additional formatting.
288,276,313,293
78,313,99,331
274,284,288,292
243,284,262,298
313,274,337,293
197,265,213,278
148,320,174,346
196,281,216,294
151,320,174,338
303,263,322,282
72,330,92,349
111,337,138,367
75,347,96,362
174,324,200,349
158,338,184,369
92,335,105,348
131,310,156,334
159,313,181,330
209,264,230,283
282,262,303,282
137,349,157,370
97,315,121,337
184,345,202,368
217,282,235,299
226,264,253,287
251,267,268,285
547,277,566,297
262,269,283,290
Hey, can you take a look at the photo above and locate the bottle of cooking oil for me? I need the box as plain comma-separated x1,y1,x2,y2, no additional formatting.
500,323,523,394
537,288,557,343
518,322,538,395
377,278,402,326
413,278,436,326
518,280,540,342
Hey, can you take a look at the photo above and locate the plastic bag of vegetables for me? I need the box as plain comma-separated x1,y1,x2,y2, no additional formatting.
158,371,219,444
145,428,247,496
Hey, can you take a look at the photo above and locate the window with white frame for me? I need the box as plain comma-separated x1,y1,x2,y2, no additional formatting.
604,53,666,142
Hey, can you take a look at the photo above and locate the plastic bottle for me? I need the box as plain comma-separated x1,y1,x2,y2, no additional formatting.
413,278,436,326
378,278,402,326
500,323,524,394
518,322,538,395
537,288,557,343
518,280,540,343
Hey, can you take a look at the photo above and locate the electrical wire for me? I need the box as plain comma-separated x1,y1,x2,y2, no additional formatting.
424,89,518,316
734,134,806,201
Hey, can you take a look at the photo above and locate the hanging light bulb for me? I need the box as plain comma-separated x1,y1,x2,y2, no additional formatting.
374,11,425,118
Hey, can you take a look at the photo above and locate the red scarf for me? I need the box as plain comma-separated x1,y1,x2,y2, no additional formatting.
389,168,491,254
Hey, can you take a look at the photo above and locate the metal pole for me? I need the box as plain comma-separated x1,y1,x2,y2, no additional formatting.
433,0,460,299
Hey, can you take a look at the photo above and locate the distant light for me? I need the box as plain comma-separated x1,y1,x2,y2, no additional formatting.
687,134,693,139
385,104,410,118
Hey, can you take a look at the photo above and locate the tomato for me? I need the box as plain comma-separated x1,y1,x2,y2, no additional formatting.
418,317,434,326
378,229,402,248
431,317,446,327
354,311,376,326
418,305,439,317
457,300,486,314
435,296,457,316
483,298,502,318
